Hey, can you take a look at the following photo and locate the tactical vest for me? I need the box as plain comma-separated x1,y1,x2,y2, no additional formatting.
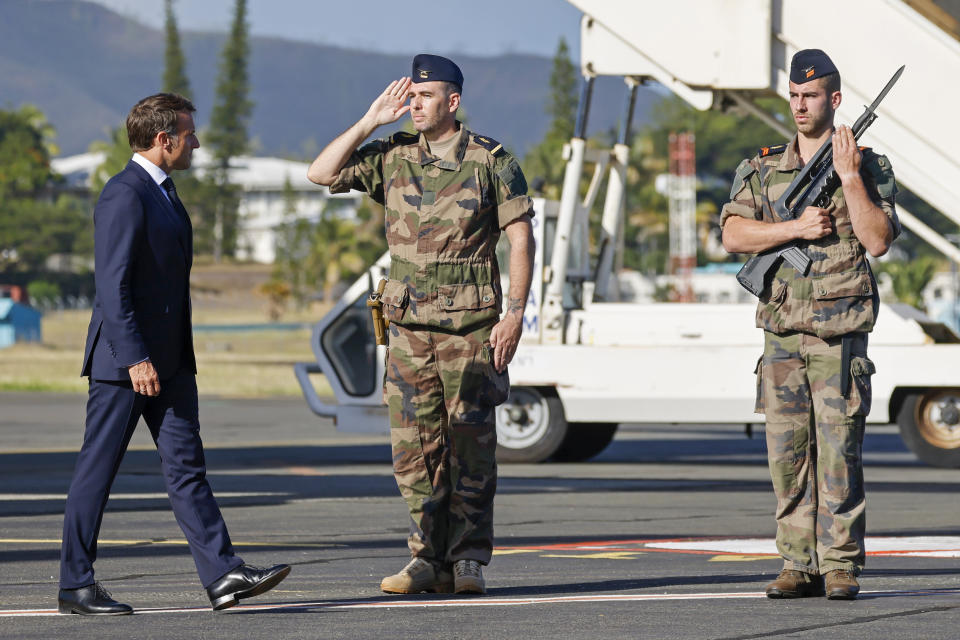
332,125,533,332
732,139,898,339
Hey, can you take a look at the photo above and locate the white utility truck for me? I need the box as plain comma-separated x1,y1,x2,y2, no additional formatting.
296,0,960,468
295,199,960,468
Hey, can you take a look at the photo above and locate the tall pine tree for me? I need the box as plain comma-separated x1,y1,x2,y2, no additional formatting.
546,38,577,142
522,37,579,199
162,0,192,99
206,0,253,261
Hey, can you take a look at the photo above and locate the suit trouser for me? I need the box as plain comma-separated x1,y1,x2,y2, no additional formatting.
60,369,243,589
759,331,872,575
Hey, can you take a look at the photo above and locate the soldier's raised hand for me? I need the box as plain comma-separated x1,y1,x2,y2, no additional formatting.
364,78,412,127
833,125,862,184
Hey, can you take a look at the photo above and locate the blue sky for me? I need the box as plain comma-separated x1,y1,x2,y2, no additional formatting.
87,0,584,58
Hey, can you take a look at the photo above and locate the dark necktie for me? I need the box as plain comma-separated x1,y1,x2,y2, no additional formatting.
160,177,193,255
161,177,190,223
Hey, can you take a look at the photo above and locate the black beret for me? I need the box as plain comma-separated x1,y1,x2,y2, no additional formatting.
412,54,463,89
790,49,838,84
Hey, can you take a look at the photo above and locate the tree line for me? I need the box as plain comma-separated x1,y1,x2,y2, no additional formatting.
0,16,953,314
94,0,252,262
0,0,258,307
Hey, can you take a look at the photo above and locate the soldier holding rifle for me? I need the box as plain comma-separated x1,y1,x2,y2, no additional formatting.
720,49,901,599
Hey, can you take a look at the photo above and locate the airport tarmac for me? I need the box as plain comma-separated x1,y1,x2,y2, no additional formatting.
1,392,959,639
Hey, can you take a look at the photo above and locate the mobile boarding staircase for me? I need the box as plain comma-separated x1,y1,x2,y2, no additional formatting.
546,0,960,340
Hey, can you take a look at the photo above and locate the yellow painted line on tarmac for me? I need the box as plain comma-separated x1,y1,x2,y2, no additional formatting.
284,466,328,476
0,538,341,549
3,440,379,455
491,549,540,556
708,554,779,562
0,492,286,501
541,552,644,560
1,445,158,455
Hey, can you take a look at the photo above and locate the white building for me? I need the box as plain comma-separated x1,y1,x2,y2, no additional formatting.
52,148,362,263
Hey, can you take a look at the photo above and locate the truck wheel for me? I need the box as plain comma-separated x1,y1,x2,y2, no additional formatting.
496,387,567,463
551,423,619,462
896,389,960,468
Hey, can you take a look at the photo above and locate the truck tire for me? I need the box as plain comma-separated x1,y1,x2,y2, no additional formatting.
896,389,960,468
551,423,619,462
495,387,567,463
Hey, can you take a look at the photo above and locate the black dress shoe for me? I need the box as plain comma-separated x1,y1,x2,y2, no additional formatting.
58,582,133,615
206,563,291,610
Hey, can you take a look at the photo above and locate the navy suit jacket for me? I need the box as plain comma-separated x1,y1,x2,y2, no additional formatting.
82,160,197,381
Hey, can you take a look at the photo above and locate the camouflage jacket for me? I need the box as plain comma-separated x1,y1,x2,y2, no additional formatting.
331,124,534,331
720,135,900,339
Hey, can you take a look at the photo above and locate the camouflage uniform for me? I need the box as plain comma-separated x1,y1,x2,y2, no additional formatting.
330,124,532,566
721,136,899,576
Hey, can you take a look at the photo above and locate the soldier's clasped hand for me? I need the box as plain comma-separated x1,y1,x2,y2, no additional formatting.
794,206,833,240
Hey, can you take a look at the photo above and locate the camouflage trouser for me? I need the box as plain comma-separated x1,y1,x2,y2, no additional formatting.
757,330,875,576
385,322,510,566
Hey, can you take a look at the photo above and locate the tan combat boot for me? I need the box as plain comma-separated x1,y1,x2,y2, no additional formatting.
453,559,485,595
380,558,453,594
824,569,860,600
764,569,824,598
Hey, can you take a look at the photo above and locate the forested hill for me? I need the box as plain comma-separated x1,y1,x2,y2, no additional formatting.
0,0,661,158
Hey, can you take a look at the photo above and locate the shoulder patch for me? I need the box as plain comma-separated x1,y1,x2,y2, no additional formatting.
389,131,419,146
496,157,528,197
862,151,897,199
472,133,504,156
758,143,787,157
730,158,757,199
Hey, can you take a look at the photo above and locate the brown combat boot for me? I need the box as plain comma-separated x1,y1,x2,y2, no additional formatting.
453,559,486,595
765,569,824,598
380,558,453,594
824,569,860,600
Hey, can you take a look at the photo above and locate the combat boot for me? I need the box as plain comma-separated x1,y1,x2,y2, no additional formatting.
824,569,860,600
380,558,453,594
765,569,824,598
453,559,485,594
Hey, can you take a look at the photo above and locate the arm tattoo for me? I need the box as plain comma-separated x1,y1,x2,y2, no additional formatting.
507,297,524,315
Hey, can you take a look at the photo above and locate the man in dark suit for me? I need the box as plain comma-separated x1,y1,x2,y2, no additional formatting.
58,93,290,615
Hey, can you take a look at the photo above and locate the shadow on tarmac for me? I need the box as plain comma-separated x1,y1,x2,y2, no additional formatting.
594,429,921,466
0,430,950,520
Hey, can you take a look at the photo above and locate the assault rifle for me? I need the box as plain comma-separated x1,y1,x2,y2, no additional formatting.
736,65,904,298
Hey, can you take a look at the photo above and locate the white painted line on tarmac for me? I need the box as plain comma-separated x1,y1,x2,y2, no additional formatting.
645,536,960,558
498,535,960,559
5,587,960,617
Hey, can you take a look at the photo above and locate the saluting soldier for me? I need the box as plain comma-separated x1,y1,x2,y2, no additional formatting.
720,49,900,600
308,54,534,595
